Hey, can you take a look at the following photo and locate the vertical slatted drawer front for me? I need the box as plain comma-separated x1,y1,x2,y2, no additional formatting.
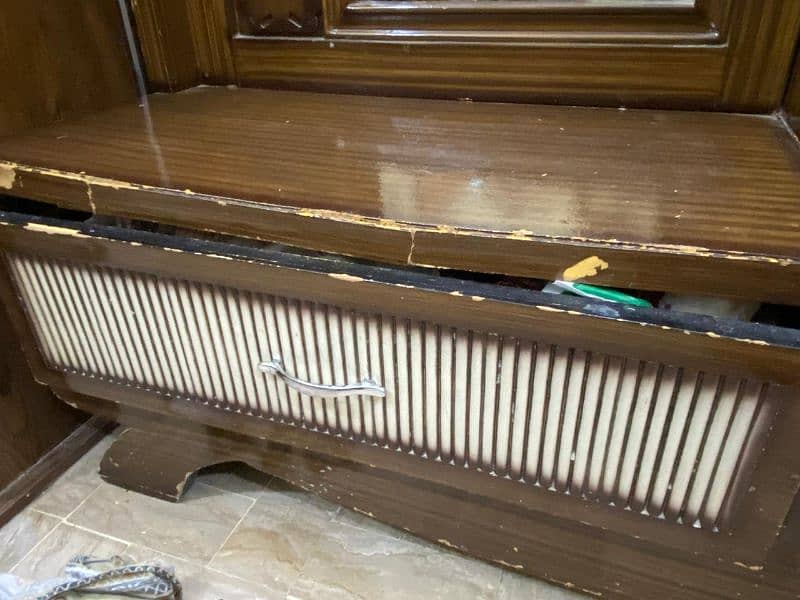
7,252,775,532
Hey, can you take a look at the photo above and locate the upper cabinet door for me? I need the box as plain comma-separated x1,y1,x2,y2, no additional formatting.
136,0,800,110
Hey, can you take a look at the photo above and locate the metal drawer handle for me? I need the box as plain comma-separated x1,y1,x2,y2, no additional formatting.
258,358,386,399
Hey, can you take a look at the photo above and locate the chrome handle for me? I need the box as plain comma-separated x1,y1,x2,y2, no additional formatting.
258,358,386,399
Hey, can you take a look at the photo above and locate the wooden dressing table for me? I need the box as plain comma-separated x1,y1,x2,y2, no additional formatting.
1,1,799,597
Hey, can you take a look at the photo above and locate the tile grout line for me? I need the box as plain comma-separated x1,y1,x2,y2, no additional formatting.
193,480,264,502
205,495,258,568
8,480,108,574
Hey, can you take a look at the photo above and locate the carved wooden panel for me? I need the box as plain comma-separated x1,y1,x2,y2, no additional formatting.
131,0,800,109
234,0,323,36
323,0,724,43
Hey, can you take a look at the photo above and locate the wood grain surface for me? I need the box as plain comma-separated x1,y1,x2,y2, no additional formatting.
2,86,800,301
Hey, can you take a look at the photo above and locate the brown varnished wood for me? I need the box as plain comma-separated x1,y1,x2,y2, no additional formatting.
69,409,800,599
0,295,86,489
1,215,799,565
130,0,236,91
782,47,800,137
133,0,800,110
1,219,799,387
0,417,112,528
2,87,800,302
720,0,800,111
0,0,137,137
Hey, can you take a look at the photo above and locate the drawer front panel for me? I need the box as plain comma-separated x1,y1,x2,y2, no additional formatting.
7,251,774,532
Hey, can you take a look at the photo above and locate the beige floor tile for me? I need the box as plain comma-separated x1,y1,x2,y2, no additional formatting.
196,462,273,499
125,544,282,599
0,510,60,571
292,510,505,600
30,433,115,517
11,523,128,582
209,487,341,595
499,571,584,599
67,481,253,563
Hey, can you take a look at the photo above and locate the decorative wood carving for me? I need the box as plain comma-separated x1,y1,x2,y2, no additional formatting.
235,0,323,36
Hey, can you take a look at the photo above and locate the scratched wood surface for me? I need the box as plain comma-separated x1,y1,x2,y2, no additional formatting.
1,86,800,301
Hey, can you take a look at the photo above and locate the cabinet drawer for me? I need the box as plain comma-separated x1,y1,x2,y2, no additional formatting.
1,210,798,562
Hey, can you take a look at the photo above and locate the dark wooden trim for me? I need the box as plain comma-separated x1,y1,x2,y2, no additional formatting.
91,417,800,599
0,416,113,528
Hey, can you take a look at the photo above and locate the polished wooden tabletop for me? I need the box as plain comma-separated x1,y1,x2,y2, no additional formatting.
1,87,799,301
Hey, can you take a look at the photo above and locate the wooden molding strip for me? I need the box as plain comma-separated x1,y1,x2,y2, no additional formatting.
0,416,114,528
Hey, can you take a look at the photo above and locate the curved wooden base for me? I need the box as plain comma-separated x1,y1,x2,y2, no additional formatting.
99,428,232,502
93,415,800,600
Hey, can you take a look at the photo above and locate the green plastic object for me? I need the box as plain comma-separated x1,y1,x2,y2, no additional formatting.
548,280,653,307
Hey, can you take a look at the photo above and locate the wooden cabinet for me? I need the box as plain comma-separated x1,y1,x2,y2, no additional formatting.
135,0,800,109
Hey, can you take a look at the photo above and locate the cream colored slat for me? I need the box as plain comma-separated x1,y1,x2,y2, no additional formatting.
123,272,169,390
630,367,679,510
586,357,624,494
395,318,411,449
380,315,398,446
326,306,350,434
684,378,741,525
600,360,641,498
118,271,163,389
523,344,553,482
570,355,605,494
46,259,99,374
104,266,152,384
467,333,485,466
210,286,242,408
368,314,386,444
131,273,175,391
285,299,313,426
159,278,200,398
259,294,290,418
300,301,326,430
356,312,376,442
68,262,120,379
480,334,500,470
7,256,63,367
181,282,218,402
409,320,425,453
438,327,453,460
224,287,258,413
555,350,588,490
703,381,763,525
31,258,86,372
616,363,660,504
314,303,338,432
666,374,721,519
89,266,136,382
494,338,518,474
509,341,534,479
242,291,276,416
272,297,303,421
541,347,571,488
452,329,470,464
648,371,700,516
199,283,234,404
341,309,364,439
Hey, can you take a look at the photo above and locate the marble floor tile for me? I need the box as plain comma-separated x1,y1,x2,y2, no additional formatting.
30,433,116,518
499,571,585,599
209,488,341,595
293,509,505,600
125,544,282,599
11,523,128,582
0,510,60,571
196,462,273,499
67,481,253,563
